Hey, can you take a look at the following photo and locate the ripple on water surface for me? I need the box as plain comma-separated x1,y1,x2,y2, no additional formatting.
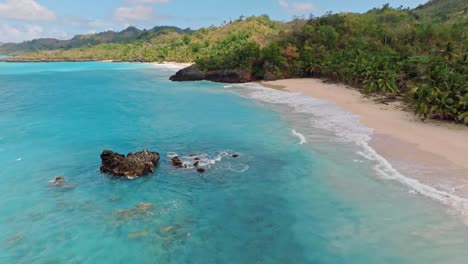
1,63,468,264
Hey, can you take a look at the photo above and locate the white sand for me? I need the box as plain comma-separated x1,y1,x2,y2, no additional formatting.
260,78,468,198
151,61,193,68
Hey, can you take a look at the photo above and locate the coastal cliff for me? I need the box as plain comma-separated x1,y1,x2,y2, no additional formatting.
169,64,255,83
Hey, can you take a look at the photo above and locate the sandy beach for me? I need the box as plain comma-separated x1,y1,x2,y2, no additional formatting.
151,61,193,68
260,79,468,199
98,61,193,68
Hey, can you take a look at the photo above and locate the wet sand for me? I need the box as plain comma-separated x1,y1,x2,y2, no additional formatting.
260,78,468,199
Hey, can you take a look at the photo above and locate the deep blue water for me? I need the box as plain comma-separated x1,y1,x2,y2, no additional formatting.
1,62,468,264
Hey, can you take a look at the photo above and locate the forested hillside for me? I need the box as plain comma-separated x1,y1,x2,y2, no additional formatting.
5,15,285,62
2,1,467,124
0,26,193,54
414,0,468,23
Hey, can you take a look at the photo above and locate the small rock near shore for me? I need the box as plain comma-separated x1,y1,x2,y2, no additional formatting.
49,176,65,185
171,156,186,168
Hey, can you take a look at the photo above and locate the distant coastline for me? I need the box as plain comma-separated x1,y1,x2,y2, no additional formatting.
0,58,193,68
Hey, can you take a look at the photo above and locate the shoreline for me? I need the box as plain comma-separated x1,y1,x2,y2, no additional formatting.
149,61,194,68
0,59,193,67
258,78,468,208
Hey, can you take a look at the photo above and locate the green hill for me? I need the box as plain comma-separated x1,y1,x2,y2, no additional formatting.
414,0,467,23
0,26,193,55
8,15,286,62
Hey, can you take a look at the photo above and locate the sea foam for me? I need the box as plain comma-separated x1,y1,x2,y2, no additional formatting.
292,130,307,145
166,151,242,170
227,83,468,215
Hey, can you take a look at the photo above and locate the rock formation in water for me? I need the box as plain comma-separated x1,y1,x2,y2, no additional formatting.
49,176,65,185
115,202,154,220
100,150,160,177
169,64,253,83
171,156,186,168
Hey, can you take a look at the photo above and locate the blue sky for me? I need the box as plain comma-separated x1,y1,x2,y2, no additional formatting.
0,0,428,43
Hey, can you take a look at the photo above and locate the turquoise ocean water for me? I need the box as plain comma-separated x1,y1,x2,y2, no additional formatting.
1,62,468,263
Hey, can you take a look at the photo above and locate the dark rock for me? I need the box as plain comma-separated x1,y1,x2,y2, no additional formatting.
49,176,65,185
171,156,185,168
169,65,205,81
115,202,154,220
193,161,200,167
194,157,200,161
100,150,160,177
197,168,206,173
232,154,239,158
170,64,253,83
263,70,279,81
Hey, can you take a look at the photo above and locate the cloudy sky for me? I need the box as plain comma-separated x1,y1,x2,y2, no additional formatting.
0,0,427,43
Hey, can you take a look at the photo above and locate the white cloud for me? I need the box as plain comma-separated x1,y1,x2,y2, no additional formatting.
0,24,69,42
278,0,316,14
279,0,289,8
113,5,154,22
0,0,56,21
290,2,315,13
0,24,42,42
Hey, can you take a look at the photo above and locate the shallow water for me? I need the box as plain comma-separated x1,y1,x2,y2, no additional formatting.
1,62,468,263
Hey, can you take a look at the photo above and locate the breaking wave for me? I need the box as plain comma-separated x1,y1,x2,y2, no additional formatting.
226,83,468,215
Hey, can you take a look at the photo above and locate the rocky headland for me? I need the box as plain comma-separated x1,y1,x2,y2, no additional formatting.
169,64,270,83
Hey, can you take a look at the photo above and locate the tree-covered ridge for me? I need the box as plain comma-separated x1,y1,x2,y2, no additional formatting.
194,5,467,124
0,26,193,55
9,15,285,63
414,0,468,24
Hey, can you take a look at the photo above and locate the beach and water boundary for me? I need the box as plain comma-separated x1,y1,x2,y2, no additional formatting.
224,78,468,218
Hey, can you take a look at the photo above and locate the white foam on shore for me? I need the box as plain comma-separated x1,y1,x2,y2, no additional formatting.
148,62,189,69
292,130,307,145
227,83,468,216
166,151,236,169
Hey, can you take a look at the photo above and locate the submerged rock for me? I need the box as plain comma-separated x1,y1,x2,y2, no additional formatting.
100,150,160,177
48,176,75,190
197,168,206,173
115,202,154,220
4,234,24,245
59,184,76,190
128,230,149,240
49,176,65,185
136,202,153,211
170,64,253,83
160,224,182,234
